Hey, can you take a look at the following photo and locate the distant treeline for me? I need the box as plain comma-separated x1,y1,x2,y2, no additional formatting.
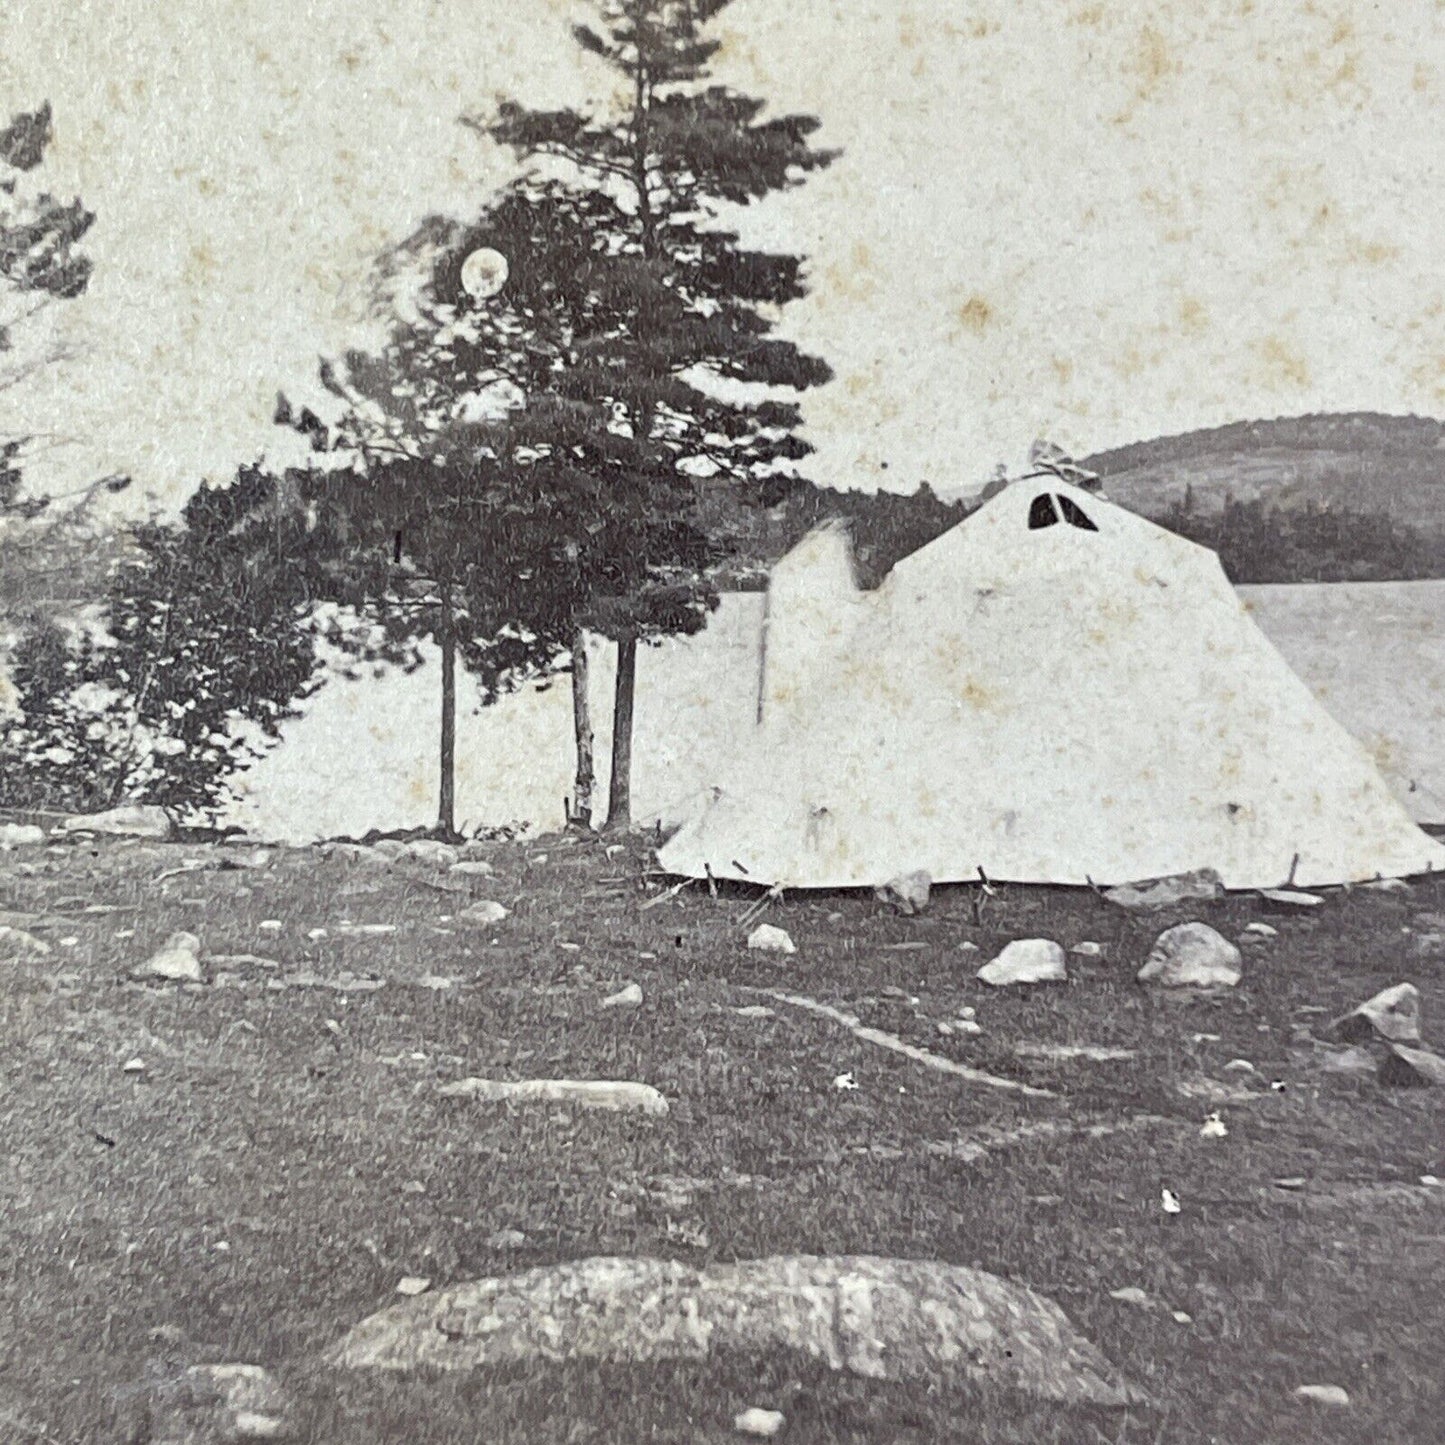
1085,411,1445,474
702,479,972,589
1158,492,1441,584
707,478,1440,588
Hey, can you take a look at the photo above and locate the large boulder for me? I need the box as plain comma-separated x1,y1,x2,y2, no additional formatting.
1137,923,1241,988
61,803,172,839
325,1254,1145,1408
977,939,1067,987
1104,869,1224,911
1330,983,1422,1045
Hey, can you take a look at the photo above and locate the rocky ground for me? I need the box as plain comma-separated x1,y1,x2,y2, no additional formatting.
0,824,1443,1442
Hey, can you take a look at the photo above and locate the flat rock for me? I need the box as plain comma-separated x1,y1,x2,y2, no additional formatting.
875,869,931,915
1013,1042,1134,1063
0,823,44,848
437,1077,669,1116
402,840,459,868
1069,941,1104,957
1379,1043,1445,1088
747,924,796,954
325,1254,1144,1408
0,925,51,959
1330,982,1421,1045
1137,923,1241,988
448,860,496,878
61,803,172,839
133,932,204,983
1294,1384,1350,1408
1259,888,1324,908
977,939,1066,987
1104,869,1223,911
457,901,510,926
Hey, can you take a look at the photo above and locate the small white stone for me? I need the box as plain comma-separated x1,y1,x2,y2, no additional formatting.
734,1407,786,1438
1200,1113,1228,1139
133,932,203,983
395,1276,431,1297
1244,922,1278,937
232,1412,286,1440
1294,1384,1350,1408
122,1057,146,1074
1160,1188,1182,1215
1223,1058,1256,1073
307,927,328,940
747,924,795,954
833,1071,858,1091
1171,1310,1193,1324
258,920,282,932
977,939,1067,987
602,982,643,1008
459,901,510,926
1070,941,1104,957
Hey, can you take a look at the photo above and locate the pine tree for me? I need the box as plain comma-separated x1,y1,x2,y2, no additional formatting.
478,0,838,828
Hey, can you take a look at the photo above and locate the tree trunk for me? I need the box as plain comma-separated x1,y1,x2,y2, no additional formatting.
605,628,638,832
567,626,595,830
437,582,457,839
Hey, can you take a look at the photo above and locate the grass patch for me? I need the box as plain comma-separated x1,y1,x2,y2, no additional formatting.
1,834,1442,1441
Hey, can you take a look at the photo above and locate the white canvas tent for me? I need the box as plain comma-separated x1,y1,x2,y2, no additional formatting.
658,478,1445,891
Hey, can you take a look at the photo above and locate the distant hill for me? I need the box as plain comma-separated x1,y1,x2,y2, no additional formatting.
1082,412,1445,542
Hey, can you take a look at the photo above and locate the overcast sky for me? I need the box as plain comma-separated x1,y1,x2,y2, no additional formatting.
3,0,1443,512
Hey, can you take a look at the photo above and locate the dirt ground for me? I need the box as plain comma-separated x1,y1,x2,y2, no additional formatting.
1,831,1442,1443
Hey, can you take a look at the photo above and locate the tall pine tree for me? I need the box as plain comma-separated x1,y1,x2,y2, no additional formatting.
478,0,837,828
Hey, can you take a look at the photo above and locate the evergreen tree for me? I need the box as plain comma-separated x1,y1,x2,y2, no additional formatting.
475,0,838,828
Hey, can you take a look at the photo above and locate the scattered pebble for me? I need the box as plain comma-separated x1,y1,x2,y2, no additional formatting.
1109,1286,1151,1307
307,927,328,940
1243,922,1278,937
122,1057,146,1074
1421,1175,1441,1188
602,982,643,1009
485,1228,527,1249
1273,1177,1307,1191
833,1071,859,1091
1223,1058,1256,1073
395,1276,431,1297
258,920,282,932
1160,1188,1182,1215
1199,1113,1228,1139
1070,941,1104,957
733,1005,776,1019
1171,1310,1193,1324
